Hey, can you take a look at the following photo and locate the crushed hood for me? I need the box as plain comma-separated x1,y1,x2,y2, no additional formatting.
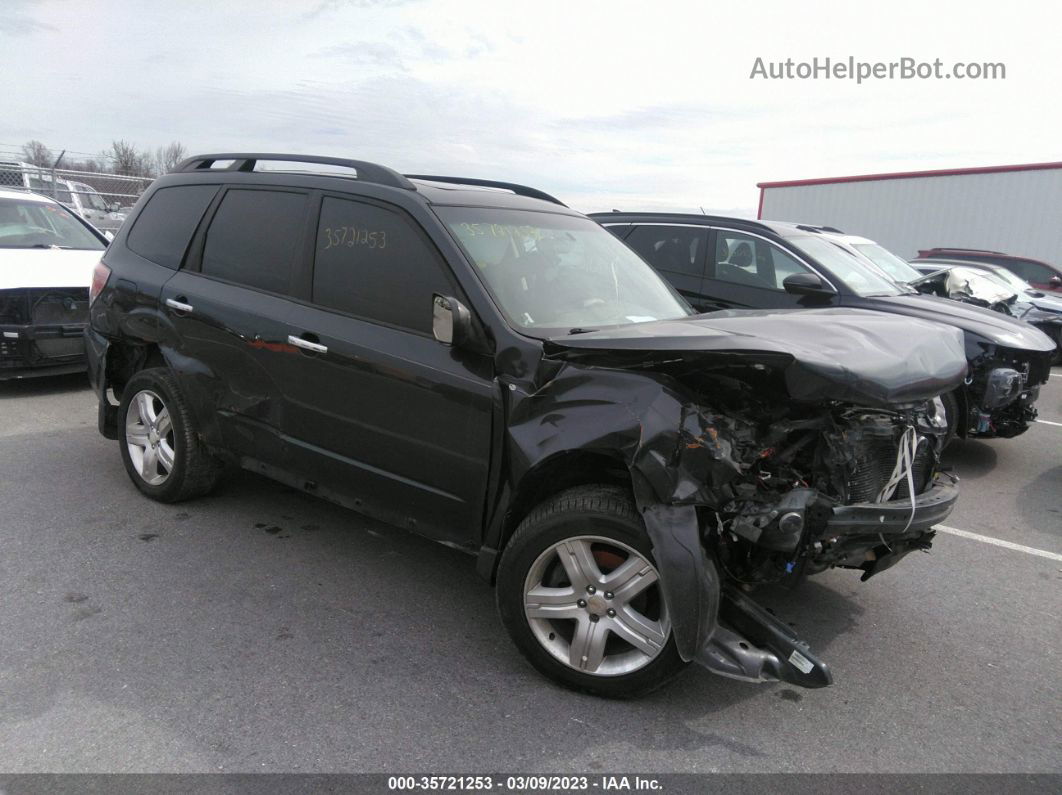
545,308,968,406
860,294,1057,352
940,269,1016,306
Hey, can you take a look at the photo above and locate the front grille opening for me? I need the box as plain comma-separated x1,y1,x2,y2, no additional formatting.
847,438,932,503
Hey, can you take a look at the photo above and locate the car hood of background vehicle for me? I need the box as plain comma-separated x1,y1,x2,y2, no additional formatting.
0,248,99,290
545,307,968,406
1027,294,1062,314
861,294,1057,352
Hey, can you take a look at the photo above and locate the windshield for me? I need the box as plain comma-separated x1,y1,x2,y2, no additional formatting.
0,197,105,250
437,206,690,335
851,242,923,283
75,185,109,212
790,235,904,296
971,265,1031,293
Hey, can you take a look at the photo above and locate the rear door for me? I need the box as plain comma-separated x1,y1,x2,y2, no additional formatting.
702,229,837,309
158,186,312,464
273,193,496,545
622,225,711,310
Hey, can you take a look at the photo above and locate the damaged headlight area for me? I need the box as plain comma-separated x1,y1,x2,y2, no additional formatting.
962,339,1051,437
665,386,954,587
657,384,958,688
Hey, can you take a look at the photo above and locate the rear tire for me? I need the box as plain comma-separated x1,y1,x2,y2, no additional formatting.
496,485,688,698
117,367,220,503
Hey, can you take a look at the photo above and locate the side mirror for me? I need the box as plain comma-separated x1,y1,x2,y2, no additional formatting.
108,202,121,213
783,272,834,297
432,294,473,347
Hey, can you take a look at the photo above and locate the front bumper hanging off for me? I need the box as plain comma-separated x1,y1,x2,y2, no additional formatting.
657,479,959,690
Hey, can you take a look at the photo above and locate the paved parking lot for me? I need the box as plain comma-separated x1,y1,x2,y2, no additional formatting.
0,370,1059,773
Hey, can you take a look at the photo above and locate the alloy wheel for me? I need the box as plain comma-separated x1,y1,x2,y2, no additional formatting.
523,535,670,677
125,389,175,486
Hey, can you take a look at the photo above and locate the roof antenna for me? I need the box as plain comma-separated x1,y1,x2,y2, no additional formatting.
699,206,707,215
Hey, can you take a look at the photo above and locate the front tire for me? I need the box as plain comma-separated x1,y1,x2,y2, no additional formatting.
496,485,687,697
117,367,219,503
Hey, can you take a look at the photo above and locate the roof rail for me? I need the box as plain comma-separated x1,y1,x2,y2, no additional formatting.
795,224,845,234
404,175,567,207
175,153,415,191
927,247,1006,255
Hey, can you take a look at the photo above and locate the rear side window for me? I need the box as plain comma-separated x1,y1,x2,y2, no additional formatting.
200,189,307,294
312,197,453,333
1002,258,1054,283
626,225,707,277
127,185,219,269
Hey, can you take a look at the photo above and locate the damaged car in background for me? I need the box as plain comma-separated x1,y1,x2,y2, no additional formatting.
0,187,105,379
910,258,1062,364
594,213,1056,442
87,154,968,696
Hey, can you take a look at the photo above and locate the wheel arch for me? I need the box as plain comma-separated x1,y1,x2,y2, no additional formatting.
480,449,633,584
101,339,224,449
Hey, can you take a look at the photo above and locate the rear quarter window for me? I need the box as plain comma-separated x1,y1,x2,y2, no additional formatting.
126,185,220,269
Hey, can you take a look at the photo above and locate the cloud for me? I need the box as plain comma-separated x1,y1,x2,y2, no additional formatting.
0,13,55,36
302,0,425,20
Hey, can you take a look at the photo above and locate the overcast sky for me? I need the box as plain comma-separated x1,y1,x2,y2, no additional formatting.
3,0,1058,215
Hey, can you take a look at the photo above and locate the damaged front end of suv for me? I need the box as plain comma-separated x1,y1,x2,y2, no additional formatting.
505,309,967,689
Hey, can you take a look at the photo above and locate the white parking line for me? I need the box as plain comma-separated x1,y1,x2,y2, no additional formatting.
936,525,1062,562
1036,419,1062,428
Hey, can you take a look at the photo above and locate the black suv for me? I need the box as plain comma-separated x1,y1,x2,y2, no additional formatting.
88,154,967,696
592,213,1056,441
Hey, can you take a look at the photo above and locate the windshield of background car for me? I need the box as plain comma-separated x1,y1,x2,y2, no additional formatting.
851,242,924,283
0,198,105,250
437,206,691,334
974,265,1032,293
789,235,903,296
77,187,109,211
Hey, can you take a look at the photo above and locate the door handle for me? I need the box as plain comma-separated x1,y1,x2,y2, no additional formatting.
165,297,194,313
287,334,328,354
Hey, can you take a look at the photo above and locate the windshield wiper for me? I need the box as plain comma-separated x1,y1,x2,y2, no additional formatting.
568,327,598,335
29,244,72,249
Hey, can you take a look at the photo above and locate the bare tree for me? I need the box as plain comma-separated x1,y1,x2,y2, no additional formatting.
155,141,187,175
21,140,54,167
105,140,156,178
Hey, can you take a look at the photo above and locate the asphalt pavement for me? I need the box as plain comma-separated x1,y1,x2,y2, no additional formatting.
0,370,1058,773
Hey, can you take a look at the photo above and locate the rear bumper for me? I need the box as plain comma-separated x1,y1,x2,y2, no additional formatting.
0,323,87,380
84,327,118,439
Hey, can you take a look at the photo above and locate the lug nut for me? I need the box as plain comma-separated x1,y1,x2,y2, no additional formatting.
589,614,599,623
586,585,596,594
604,591,613,600
607,608,616,618
577,599,587,608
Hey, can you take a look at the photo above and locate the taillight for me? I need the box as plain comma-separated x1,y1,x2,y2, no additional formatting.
89,260,111,306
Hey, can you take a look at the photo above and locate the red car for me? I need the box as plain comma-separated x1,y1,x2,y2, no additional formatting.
917,248,1062,294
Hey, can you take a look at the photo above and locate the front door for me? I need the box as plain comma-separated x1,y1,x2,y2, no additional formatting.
273,194,496,545
702,229,838,310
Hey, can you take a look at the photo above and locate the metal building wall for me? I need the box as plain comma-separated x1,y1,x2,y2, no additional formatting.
758,168,1062,263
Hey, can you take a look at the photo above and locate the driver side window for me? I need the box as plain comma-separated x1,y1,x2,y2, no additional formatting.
710,231,811,291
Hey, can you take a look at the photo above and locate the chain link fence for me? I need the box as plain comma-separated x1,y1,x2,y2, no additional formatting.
0,147,154,233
